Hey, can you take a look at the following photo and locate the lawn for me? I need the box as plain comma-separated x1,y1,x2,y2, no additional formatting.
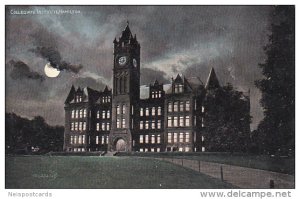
5,156,234,189
117,152,295,175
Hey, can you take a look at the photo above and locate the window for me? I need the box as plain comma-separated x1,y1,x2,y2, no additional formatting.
174,116,178,127
179,116,184,127
152,107,156,116
117,119,120,128
107,110,110,118
102,110,106,119
145,121,149,129
140,108,143,116
70,136,74,144
174,133,178,143
155,91,158,98
106,123,110,130
179,84,183,93
157,107,161,115
185,147,190,152
179,147,183,152
145,108,149,116
157,148,161,152
96,136,99,144
96,123,100,131
157,120,161,129
97,111,100,119
82,148,85,152
151,92,155,98
185,132,190,142
202,147,205,152
145,135,149,143
106,136,109,144
83,109,87,117
168,102,172,112
75,110,78,118
139,135,144,143
82,135,85,144
157,135,161,143
180,102,184,111
79,109,82,118
102,136,105,144
151,148,155,152
185,101,190,111
202,106,205,113
145,148,148,152
71,122,74,131
140,121,144,129
75,122,78,131
122,105,126,114
174,101,178,112
79,122,82,131
185,116,190,126
74,136,78,144
168,133,172,143
179,133,184,142
151,135,155,144
122,118,126,128
117,105,120,115
71,110,75,118
159,91,162,98
74,148,77,152
168,117,172,127
102,123,105,131
83,122,86,131
151,120,155,129
202,117,204,127
78,135,82,144
140,148,144,152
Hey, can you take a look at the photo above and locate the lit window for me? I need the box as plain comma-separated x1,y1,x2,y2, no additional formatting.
151,135,155,143
174,101,178,112
180,102,184,112
106,123,110,130
157,148,160,152
151,148,155,152
78,135,82,144
202,117,204,127
82,135,85,144
117,119,120,128
179,133,184,142
70,136,74,144
168,133,172,143
122,118,126,128
152,107,156,116
174,133,178,143
168,102,172,112
145,148,148,152
102,123,105,131
145,108,149,116
179,116,184,127
102,110,106,119
71,110,75,118
83,109,87,117
157,107,161,115
106,136,109,144
122,105,126,114
157,120,161,129
139,135,144,143
74,136,78,144
158,91,162,98
179,85,183,93
151,121,155,129
96,123,100,131
82,148,85,152
151,92,155,98
102,136,105,144
185,132,190,142
140,108,143,116
185,147,190,152
97,111,100,119
79,109,82,118
96,136,99,144
107,110,110,118
174,116,178,127
117,105,120,115
140,148,144,152
145,135,149,143
83,122,86,131
185,116,190,126
75,122,78,131
140,121,144,129
145,121,149,129
79,122,82,131
75,110,78,118
157,135,161,143
185,101,190,111
71,122,74,131
179,147,183,152
168,116,172,127
202,106,205,113
155,91,158,98
74,148,77,152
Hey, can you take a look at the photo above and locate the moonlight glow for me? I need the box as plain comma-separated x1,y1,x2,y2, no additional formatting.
44,63,60,78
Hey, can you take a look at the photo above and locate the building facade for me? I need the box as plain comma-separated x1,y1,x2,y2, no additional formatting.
63,23,250,152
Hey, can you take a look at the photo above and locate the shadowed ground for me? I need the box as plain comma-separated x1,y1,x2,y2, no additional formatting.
5,156,234,189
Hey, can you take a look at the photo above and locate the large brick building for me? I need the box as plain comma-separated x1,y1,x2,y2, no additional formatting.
63,23,250,152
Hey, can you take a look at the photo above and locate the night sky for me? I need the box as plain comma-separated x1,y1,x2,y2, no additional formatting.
5,6,272,130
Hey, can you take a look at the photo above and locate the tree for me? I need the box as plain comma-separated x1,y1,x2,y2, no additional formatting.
255,6,295,155
203,84,251,152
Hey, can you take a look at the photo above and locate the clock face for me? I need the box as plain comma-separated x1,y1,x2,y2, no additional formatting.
133,59,137,67
118,56,127,66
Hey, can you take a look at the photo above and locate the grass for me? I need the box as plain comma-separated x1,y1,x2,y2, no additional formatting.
5,156,235,189
117,152,295,175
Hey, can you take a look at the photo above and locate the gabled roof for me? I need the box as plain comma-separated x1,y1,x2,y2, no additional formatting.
65,85,75,104
205,67,220,89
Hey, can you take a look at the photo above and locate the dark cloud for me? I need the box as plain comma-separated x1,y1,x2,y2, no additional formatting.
8,60,45,82
29,46,83,73
140,68,169,85
72,77,106,91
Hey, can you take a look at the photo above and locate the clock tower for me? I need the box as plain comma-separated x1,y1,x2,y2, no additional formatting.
108,22,140,152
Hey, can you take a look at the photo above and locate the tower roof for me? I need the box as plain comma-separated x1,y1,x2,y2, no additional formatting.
205,67,220,89
120,21,133,41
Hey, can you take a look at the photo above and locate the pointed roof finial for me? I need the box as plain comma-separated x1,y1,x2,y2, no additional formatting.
127,20,129,26
205,67,220,89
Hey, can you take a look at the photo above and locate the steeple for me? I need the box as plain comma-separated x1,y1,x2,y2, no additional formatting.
120,21,133,41
205,67,220,89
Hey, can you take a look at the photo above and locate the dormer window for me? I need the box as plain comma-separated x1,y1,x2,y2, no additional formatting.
174,84,183,93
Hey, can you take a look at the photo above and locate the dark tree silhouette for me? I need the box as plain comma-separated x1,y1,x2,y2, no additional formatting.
255,6,295,155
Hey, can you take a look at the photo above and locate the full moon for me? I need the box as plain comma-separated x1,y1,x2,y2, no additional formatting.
44,63,60,78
